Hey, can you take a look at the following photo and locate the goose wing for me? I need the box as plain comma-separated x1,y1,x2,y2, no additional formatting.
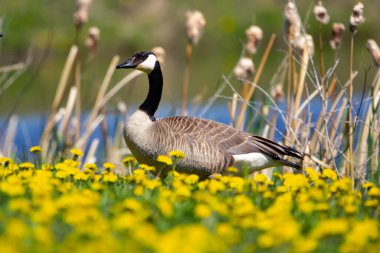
157,116,302,171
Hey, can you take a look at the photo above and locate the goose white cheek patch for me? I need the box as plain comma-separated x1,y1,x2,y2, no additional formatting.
137,54,158,73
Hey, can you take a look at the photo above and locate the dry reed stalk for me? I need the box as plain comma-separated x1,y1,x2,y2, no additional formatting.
227,92,238,126
311,72,358,159
40,45,78,156
75,115,103,149
100,109,109,159
235,34,276,130
83,138,99,166
0,62,26,73
57,86,77,142
74,61,81,141
100,70,142,108
346,34,355,182
76,55,119,150
357,68,380,177
2,115,18,157
181,43,193,115
327,77,337,97
292,37,310,135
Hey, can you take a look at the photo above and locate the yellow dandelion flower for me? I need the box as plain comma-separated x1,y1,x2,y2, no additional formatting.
168,150,186,159
195,204,212,218
8,198,32,214
253,173,268,183
103,173,118,182
42,164,53,170
91,182,103,191
19,162,35,169
276,185,287,193
226,166,238,173
103,162,115,171
70,148,84,157
184,174,199,184
311,218,349,238
29,145,42,153
257,233,275,249
157,198,173,217
134,185,144,196
362,182,375,189
139,164,156,172
364,199,378,207
123,156,137,165
156,155,172,166
74,172,90,181
174,184,191,198
344,205,356,214
305,167,319,181
84,163,97,171
368,187,380,197
321,168,338,181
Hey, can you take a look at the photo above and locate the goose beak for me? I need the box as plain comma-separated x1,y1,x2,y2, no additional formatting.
116,57,135,69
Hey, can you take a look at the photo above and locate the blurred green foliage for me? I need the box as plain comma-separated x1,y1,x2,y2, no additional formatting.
1,0,380,114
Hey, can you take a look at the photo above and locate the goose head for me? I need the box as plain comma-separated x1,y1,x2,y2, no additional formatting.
116,51,159,74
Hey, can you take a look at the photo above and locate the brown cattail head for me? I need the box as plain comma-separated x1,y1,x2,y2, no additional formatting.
85,26,100,57
245,25,263,55
292,34,315,55
313,1,330,24
366,40,380,67
151,47,166,67
185,10,206,45
233,57,254,81
271,84,284,101
349,2,365,34
284,1,301,42
329,23,345,50
73,0,93,29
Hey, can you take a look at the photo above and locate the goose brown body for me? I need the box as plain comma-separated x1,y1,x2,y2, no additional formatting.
117,51,303,178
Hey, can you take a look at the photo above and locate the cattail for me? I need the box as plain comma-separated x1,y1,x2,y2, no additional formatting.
366,40,380,67
245,25,263,55
152,47,166,67
73,0,93,28
292,34,315,55
349,2,365,34
85,26,100,57
329,23,345,50
313,1,330,24
233,57,254,80
284,1,301,42
271,84,284,101
185,10,206,45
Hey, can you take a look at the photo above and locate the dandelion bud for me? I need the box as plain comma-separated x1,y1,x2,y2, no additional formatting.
313,1,330,24
245,25,263,55
292,34,314,55
271,84,284,101
366,40,380,67
185,10,206,45
85,26,100,57
152,47,166,67
73,0,93,28
349,2,365,34
329,23,345,50
284,2,301,42
233,57,254,80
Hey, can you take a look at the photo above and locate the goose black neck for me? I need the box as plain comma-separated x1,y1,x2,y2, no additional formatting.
139,62,163,119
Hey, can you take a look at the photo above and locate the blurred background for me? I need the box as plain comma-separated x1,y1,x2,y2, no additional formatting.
1,0,380,115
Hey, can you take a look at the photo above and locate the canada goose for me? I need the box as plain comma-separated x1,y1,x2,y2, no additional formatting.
116,51,302,178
